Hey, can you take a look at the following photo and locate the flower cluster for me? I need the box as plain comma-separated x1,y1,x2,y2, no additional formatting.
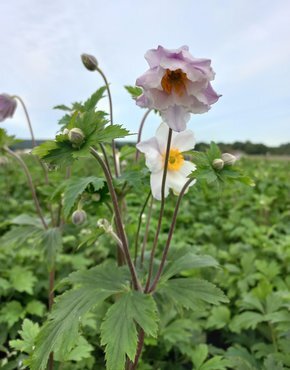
136,46,220,199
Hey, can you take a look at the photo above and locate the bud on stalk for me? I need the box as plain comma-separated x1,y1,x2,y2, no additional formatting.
81,53,99,71
212,158,224,170
68,128,85,148
71,210,87,225
222,153,236,166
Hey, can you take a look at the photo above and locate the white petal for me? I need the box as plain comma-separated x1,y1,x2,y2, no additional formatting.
179,160,196,177
161,105,190,132
155,122,171,153
172,130,196,152
150,171,170,200
136,137,163,173
167,170,195,195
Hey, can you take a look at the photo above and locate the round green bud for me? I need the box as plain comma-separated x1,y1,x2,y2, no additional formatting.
71,210,87,225
212,158,224,170
68,128,85,148
63,128,69,135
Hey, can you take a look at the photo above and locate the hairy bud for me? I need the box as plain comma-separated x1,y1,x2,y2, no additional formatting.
63,128,69,135
222,153,236,166
71,210,87,225
68,128,85,148
0,94,17,122
81,53,98,71
212,158,224,170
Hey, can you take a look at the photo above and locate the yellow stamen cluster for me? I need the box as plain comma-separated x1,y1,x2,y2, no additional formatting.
163,148,184,171
161,68,188,96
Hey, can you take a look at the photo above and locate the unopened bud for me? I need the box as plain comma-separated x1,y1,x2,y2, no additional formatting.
97,218,112,232
72,210,87,225
63,128,69,135
92,193,101,202
68,128,85,148
212,158,224,170
222,153,236,166
81,53,98,71
0,94,17,122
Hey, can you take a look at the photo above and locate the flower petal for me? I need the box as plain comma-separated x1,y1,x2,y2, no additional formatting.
179,160,196,177
167,170,196,195
161,105,190,132
172,130,196,152
150,171,170,200
136,137,163,173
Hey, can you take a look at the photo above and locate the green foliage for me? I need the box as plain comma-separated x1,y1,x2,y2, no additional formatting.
10,319,40,354
29,262,131,370
63,176,105,217
0,128,20,150
101,292,159,370
124,85,143,100
191,142,255,187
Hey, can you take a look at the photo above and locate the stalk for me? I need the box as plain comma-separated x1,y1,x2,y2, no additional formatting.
134,191,151,265
140,196,153,268
144,129,172,292
90,146,141,291
135,109,152,162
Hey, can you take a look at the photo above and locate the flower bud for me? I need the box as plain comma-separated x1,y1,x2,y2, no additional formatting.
92,193,101,202
221,153,237,166
68,128,85,147
81,53,98,71
71,210,87,225
212,158,224,170
63,128,69,135
0,94,17,122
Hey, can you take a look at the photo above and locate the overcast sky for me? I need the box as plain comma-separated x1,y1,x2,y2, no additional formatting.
1,0,290,145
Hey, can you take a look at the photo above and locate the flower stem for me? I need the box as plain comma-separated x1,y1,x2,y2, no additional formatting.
135,109,152,162
140,196,153,268
96,67,119,177
4,146,48,230
13,95,36,147
144,129,172,292
130,329,145,370
149,178,194,293
134,191,151,266
90,146,141,291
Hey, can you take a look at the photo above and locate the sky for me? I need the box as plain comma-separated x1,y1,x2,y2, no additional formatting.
1,0,290,146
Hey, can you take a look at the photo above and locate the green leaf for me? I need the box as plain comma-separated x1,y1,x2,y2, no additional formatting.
124,85,143,99
30,262,130,370
8,266,37,294
206,306,231,329
25,300,46,317
53,104,72,112
11,214,44,228
101,291,159,370
41,227,62,270
161,249,219,281
0,301,25,328
56,335,93,362
157,278,228,310
191,344,208,368
83,86,106,111
10,319,40,354
63,176,105,217
1,225,44,248
229,311,265,333
32,140,74,166
93,124,130,143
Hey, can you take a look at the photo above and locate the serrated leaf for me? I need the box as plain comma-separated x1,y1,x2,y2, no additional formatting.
53,104,72,111
26,300,46,317
101,291,159,370
30,262,130,370
8,266,37,294
41,227,62,270
206,306,231,329
32,140,74,166
1,225,44,248
11,214,44,228
83,86,106,111
229,311,265,333
10,319,40,354
124,85,143,99
191,344,208,368
157,278,228,310
63,176,105,217
162,249,219,281
0,301,25,328
94,124,130,143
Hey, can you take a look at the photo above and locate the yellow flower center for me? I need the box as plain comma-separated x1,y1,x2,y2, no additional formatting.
161,68,188,96
163,148,184,171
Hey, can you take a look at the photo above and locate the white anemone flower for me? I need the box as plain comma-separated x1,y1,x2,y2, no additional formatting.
137,123,196,200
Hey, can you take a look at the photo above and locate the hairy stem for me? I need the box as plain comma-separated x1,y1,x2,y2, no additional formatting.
135,109,152,162
130,329,145,370
90,146,141,291
134,191,151,265
140,197,153,268
4,146,48,230
144,129,172,292
149,178,194,293
96,67,119,177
